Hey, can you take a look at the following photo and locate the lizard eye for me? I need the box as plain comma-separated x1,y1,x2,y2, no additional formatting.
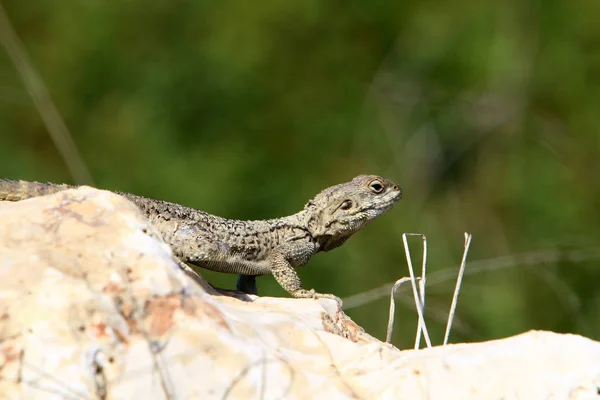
340,200,353,210
369,180,384,194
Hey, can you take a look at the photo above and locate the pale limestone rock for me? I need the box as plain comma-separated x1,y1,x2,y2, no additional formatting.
0,187,599,400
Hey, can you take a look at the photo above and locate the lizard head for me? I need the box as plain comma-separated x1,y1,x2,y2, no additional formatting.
304,175,402,250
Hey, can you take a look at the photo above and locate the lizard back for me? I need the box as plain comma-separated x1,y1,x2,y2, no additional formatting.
0,179,318,275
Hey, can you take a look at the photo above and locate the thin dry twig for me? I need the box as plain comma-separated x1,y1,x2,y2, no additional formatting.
0,5,93,185
402,233,432,348
443,232,472,345
386,277,418,343
413,234,428,349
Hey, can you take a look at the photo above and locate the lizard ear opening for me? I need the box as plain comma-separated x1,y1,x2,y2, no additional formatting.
339,200,353,210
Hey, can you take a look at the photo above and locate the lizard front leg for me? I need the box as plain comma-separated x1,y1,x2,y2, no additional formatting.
268,251,342,305
236,274,258,295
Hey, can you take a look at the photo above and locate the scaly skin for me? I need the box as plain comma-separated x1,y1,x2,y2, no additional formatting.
0,175,402,302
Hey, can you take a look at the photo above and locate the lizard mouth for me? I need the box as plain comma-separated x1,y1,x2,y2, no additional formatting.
377,187,403,212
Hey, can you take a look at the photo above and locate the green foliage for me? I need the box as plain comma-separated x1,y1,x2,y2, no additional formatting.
1,0,599,348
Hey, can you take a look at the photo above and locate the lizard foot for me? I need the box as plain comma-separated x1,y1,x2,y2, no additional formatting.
291,289,343,307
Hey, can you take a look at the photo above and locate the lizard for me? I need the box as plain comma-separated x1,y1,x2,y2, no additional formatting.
0,175,402,303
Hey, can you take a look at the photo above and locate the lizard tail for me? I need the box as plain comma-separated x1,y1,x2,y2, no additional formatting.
0,179,74,201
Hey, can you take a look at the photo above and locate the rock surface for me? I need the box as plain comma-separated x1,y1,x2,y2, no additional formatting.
0,187,599,399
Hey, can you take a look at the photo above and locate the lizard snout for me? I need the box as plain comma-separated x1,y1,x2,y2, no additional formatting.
389,182,402,199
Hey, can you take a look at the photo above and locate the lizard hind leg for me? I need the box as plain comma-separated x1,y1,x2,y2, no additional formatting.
163,224,232,266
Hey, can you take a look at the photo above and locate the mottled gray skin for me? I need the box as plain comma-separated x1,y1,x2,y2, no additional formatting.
0,175,402,302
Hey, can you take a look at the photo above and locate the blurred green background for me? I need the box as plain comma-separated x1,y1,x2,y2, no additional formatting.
1,0,599,348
